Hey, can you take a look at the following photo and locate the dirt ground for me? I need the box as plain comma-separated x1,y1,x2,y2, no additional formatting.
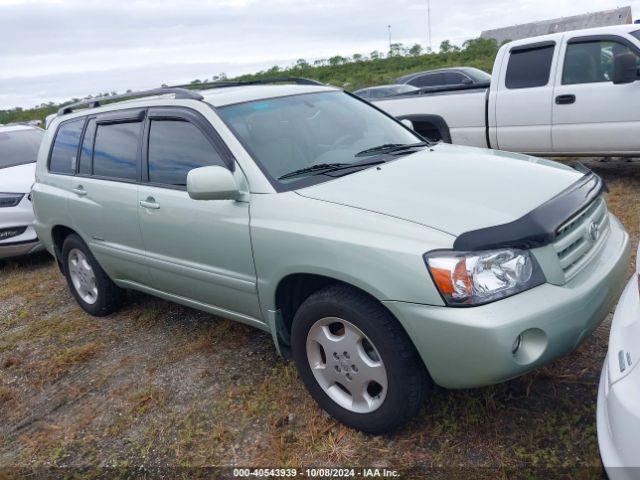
0,158,638,478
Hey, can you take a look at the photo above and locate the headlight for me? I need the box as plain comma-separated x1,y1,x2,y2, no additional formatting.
424,248,545,306
0,193,24,208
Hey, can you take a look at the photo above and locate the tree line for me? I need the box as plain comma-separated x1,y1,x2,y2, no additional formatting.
0,38,500,125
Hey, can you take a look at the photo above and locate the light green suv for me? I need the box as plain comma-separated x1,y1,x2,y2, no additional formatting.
32,81,631,433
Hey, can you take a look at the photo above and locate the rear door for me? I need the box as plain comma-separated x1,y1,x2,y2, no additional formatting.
494,41,558,153
67,109,148,283
552,34,640,154
137,107,261,320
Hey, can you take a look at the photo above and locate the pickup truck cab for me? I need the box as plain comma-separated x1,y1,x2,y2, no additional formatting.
376,25,640,156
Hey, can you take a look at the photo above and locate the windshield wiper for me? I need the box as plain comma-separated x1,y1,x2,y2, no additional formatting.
278,160,387,180
278,163,351,180
355,141,430,157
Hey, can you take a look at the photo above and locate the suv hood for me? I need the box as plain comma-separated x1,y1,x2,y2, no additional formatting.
0,162,36,193
296,144,583,237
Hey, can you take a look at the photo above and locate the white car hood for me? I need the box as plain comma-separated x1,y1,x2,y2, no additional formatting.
0,162,36,194
297,143,583,236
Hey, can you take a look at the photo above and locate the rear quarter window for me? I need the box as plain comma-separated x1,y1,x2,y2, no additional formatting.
49,119,84,174
505,45,555,89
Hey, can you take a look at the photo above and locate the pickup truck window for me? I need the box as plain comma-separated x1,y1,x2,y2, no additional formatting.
632,30,640,42
563,40,640,85
505,45,555,89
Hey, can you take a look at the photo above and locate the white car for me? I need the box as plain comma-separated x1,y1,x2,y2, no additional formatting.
598,242,640,478
0,124,45,259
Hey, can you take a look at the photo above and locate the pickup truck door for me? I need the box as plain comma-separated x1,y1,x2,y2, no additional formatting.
494,41,558,153
552,34,640,154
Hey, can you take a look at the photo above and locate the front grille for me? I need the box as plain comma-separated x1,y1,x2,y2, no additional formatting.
0,226,27,242
552,196,609,281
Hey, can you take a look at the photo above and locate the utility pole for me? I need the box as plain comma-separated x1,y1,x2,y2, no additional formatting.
427,0,432,52
388,24,392,52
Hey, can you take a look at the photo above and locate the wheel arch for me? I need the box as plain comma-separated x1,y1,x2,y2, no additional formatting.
272,272,410,360
51,224,80,272
397,113,452,143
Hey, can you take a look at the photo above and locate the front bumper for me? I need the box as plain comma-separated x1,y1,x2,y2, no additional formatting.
384,213,630,389
597,271,640,478
0,238,43,259
0,194,43,259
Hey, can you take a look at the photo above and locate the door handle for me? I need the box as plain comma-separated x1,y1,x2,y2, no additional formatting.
139,197,160,210
555,94,576,105
72,186,87,196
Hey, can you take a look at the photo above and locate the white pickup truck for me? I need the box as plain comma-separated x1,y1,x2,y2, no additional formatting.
375,25,640,156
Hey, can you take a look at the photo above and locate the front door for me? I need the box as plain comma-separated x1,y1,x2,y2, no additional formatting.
495,42,558,153
137,107,261,320
552,35,640,154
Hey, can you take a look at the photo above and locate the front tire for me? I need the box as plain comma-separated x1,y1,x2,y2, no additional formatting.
62,234,123,316
291,284,429,434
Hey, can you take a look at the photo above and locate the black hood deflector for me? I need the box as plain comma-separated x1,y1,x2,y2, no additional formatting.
453,172,604,251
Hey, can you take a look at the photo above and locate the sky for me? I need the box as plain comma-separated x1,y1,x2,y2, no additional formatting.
1,0,638,109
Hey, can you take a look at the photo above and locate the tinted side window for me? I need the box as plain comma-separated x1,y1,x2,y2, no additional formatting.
78,118,96,175
148,120,226,186
562,40,640,85
443,72,468,84
49,119,84,174
369,89,390,99
505,45,555,89
410,73,445,87
93,122,141,180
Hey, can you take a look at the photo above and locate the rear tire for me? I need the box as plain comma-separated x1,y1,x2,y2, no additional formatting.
291,284,429,434
62,234,123,316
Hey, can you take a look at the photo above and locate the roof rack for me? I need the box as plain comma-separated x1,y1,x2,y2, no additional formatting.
57,87,204,116
171,77,325,90
56,77,325,117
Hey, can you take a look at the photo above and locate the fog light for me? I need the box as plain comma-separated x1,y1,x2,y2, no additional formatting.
512,335,522,355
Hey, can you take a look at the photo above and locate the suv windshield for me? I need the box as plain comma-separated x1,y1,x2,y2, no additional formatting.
0,128,43,169
217,91,423,188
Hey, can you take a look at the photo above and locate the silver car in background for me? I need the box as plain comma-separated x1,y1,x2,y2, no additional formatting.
0,124,45,259
353,84,418,100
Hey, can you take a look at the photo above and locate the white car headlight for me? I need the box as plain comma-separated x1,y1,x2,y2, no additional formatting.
0,193,24,208
424,248,546,306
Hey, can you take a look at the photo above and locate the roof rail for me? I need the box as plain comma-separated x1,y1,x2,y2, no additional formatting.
171,77,325,90
57,87,204,116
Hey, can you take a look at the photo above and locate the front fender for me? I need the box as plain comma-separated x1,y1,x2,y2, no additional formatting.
249,192,454,316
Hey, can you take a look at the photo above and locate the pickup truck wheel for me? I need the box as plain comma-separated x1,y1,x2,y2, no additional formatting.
291,284,428,433
62,234,123,317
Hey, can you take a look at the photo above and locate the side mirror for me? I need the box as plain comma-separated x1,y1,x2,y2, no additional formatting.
461,78,473,85
400,119,414,130
187,166,240,201
612,52,638,84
